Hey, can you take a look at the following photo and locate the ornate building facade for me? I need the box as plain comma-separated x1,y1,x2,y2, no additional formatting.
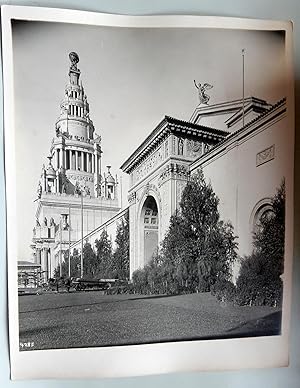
31,53,120,282
120,95,288,278
39,53,289,282
69,89,288,281
120,116,228,275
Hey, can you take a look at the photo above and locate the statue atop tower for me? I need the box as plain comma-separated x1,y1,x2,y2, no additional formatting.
68,51,80,85
69,52,79,70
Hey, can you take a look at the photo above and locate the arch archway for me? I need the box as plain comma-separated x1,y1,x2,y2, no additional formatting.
140,195,159,266
250,198,274,236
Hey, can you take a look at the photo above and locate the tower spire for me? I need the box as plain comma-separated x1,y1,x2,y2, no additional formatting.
68,52,80,85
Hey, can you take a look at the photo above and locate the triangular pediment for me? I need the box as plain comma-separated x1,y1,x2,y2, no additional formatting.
190,97,272,133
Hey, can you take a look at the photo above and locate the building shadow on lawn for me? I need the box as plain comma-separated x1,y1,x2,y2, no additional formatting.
18,309,282,351
225,310,282,337
18,293,178,314
128,294,178,301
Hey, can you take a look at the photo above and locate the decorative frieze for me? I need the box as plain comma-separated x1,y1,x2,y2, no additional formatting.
256,145,275,167
165,139,169,159
67,173,94,182
158,163,190,187
128,191,137,204
133,146,164,184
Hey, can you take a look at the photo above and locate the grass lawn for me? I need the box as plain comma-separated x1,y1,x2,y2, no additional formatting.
18,291,281,351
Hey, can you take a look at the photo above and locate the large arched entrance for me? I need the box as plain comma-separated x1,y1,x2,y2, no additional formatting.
140,195,159,266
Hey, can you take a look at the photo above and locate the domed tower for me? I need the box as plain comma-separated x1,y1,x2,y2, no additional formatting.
50,52,102,197
31,52,120,282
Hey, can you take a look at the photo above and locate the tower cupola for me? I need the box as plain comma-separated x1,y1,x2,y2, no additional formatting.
55,52,95,141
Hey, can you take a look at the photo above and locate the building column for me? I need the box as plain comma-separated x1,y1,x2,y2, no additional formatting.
57,149,60,169
92,154,95,174
62,147,66,169
55,149,59,169
47,249,51,279
81,151,86,172
77,150,80,171
69,149,72,170
41,248,48,283
55,170,59,193
42,169,47,192
93,146,99,175
59,147,63,168
87,153,90,173
36,249,41,265
78,151,81,171
75,151,78,171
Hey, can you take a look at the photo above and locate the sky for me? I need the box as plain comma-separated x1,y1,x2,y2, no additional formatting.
11,21,286,259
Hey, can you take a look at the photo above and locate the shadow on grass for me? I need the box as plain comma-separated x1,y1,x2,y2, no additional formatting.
19,323,65,350
18,293,177,314
225,310,282,337
24,314,282,352
128,294,178,301
18,304,282,351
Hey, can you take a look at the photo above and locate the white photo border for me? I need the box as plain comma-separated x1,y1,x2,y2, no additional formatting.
1,5,295,380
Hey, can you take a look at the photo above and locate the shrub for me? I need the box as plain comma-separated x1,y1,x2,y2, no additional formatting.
235,180,285,307
211,278,236,303
235,253,283,306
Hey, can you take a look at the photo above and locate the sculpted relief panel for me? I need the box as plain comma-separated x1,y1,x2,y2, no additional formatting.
132,146,164,185
186,139,203,158
158,163,190,187
256,145,275,167
176,180,187,207
161,184,169,234
67,173,94,182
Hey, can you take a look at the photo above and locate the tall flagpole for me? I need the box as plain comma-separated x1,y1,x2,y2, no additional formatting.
242,48,245,128
67,92,69,134
80,192,84,279
68,205,71,278
59,218,62,277
120,175,123,210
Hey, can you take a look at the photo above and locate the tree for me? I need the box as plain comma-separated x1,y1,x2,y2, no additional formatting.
161,211,198,292
236,180,285,306
253,180,285,277
53,248,81,279
82,242,97,279
162,170,237,292
132,169,238,294
95,230,113,278
181,170,237,288
112,210,130,280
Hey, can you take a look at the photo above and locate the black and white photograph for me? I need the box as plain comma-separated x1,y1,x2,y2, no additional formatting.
2,6,294,379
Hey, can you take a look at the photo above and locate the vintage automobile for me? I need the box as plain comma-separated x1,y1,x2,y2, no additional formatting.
71,278,117,291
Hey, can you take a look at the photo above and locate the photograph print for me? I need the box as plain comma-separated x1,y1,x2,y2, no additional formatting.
3,7,294,376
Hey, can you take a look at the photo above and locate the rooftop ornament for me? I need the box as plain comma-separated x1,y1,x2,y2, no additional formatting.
69,51,80,71
193,80,213,105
